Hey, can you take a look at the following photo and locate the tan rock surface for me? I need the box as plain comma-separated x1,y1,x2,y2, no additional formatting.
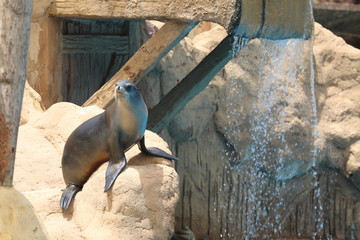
14,101,179,240
0,187,49,240
314,23,360,186
20,81,45,125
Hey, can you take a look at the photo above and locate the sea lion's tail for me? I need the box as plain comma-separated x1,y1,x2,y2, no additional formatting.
60,184,82,210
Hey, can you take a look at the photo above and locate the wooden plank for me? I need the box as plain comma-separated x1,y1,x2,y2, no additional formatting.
63,35,129,54
147,35,246,133
49,0,236,31
83,20,197,108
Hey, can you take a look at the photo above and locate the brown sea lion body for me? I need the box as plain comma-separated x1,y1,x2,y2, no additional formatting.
60,81,178,210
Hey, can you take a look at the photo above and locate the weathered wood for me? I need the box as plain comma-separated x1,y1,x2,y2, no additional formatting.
63,35,129,54
262,0,313,39
314,2,360,36
61,19,130,105
49,0,236,31
83,20,197,108
128,21,141,57
147,36,246,133
0,0,32,186
235,0,313,39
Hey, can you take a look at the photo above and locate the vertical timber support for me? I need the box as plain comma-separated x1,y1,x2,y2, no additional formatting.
0,1,32,186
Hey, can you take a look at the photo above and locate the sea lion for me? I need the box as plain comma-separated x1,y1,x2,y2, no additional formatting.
60,80,178,210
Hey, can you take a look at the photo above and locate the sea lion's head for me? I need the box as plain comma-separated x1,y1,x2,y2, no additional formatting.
114,80,142,104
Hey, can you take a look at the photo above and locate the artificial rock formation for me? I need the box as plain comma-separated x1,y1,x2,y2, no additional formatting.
140,22,360,239
313,24,360,188
14,95,179,240
0,187,49,240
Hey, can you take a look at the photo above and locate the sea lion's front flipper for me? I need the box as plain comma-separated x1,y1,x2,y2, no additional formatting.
105,137,127,192
138,136,179,161
104,159,127,192
60,184,82,210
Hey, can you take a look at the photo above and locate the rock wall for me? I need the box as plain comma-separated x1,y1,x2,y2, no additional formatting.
141,22,360,239
314,25,360,188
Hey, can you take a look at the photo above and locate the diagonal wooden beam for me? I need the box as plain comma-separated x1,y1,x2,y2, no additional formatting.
147,35,247,133
83,20,197,108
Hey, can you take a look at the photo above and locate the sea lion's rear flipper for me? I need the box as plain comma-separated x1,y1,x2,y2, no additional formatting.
60,184,82,210
138,136,179,161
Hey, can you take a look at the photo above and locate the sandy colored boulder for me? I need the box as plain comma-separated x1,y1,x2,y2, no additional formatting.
68,155,178,240
14,101,179,240
15,102,103,191
346,140,360,187
314,23,360,186
0,187,49,240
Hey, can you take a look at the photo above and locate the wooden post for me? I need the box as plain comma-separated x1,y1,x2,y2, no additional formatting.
83,20,197,108
0,0,33,186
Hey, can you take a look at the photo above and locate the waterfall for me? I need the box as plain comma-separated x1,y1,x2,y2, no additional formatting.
219,36,326,238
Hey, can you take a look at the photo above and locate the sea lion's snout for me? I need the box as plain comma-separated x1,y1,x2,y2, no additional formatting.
115,84,123,93
114,82,128,100
114,81,140,100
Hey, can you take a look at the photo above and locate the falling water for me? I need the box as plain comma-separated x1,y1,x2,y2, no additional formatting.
219,35,325,238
